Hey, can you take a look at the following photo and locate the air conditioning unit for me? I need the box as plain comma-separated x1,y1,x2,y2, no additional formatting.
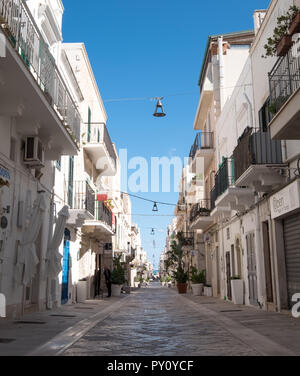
24,137,45,168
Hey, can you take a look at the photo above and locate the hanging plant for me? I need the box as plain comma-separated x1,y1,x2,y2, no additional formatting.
262,6,300,58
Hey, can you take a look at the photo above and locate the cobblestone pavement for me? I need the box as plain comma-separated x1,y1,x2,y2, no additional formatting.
63,285,274,357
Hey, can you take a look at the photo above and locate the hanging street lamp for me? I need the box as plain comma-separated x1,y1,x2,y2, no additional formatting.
153,97,166,117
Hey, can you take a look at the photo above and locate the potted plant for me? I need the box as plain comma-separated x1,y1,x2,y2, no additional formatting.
161,277,166,287
263,6,300,57
289,6,300,35
134,276,140,288
190,267,206,296
166,275,172,288
111,256,125,297
168,234,189,294
138,276,144,288
230,276,244,305
173,266,188,294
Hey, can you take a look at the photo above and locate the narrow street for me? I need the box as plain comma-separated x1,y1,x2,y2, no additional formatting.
1,284,298,357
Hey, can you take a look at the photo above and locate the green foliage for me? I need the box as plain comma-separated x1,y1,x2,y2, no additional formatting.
166,275,172,283
190,267,206,284
263,6,300,58
173,266,188,284
111,255,126,285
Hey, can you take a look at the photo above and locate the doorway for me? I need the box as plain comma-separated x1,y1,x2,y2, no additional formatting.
61,229,70,305
226,252,232,300
246,232,258,306
262,221,274,304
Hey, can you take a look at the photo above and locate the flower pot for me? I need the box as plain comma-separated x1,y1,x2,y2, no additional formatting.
111,284,122,297
161,282,166,287
134,282,139,288
276,35,293,56
231,280,244,305
204,286,213,297
177,283,187,294
191,283,204,296
289,12,300,35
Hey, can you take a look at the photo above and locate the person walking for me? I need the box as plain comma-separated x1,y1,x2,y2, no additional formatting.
104,265,112,298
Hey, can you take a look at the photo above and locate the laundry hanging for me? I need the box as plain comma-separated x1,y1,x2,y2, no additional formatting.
46,205,69,279
15,192,46,286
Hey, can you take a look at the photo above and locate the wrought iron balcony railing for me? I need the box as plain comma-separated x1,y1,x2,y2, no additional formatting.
0,0,81,145
82,123,117,168
177,232,194,247
66,181,96,217
190,200,212,224
233,127,283,181
96,201,113,228
189,132,214,160
211,158,235,203
269,42,300,115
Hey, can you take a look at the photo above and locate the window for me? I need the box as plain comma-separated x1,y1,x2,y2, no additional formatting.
56,159,61,171
259,97,271,132
10,138,16,161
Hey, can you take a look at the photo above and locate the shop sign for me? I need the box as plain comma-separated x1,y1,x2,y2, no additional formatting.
271,180,300,219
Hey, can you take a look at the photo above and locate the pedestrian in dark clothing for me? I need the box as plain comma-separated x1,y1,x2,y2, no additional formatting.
104,265,112,297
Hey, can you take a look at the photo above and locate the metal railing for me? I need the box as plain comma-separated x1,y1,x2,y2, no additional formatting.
0,0,81,145
82,123,117,169
269,42,300,115
210,185,218,211
66,181,95,217
189,132,214,160
177,232,194,247
190,200,212,223
233,127,283,181
211,158,235,203
96,201,113,228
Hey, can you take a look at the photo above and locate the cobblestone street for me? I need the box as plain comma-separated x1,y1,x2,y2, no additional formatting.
1,284,300,356
60,284,299,357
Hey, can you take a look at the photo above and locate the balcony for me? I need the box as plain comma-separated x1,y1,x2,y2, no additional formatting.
189,200,213,231
233,127,286,191
0,0,81,159
268,43,300,139
83,200,114,242
189,132,214,173
176,232,194,250
82,123,117,176
212,158,254,214
65,181,95,226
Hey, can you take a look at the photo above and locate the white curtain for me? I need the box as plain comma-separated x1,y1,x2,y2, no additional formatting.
46,206,69,279
15,192,46,286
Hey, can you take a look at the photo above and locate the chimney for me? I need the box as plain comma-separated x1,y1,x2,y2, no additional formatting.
253,10,267,35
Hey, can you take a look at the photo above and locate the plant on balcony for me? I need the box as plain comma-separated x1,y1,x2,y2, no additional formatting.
263,6,300,57
268,94,290,115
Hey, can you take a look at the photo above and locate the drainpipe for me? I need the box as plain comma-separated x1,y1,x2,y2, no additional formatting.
218,36,225,110
46,194,55,310
243,92,254,128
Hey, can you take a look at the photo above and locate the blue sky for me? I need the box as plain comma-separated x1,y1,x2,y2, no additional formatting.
62,0,270,269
